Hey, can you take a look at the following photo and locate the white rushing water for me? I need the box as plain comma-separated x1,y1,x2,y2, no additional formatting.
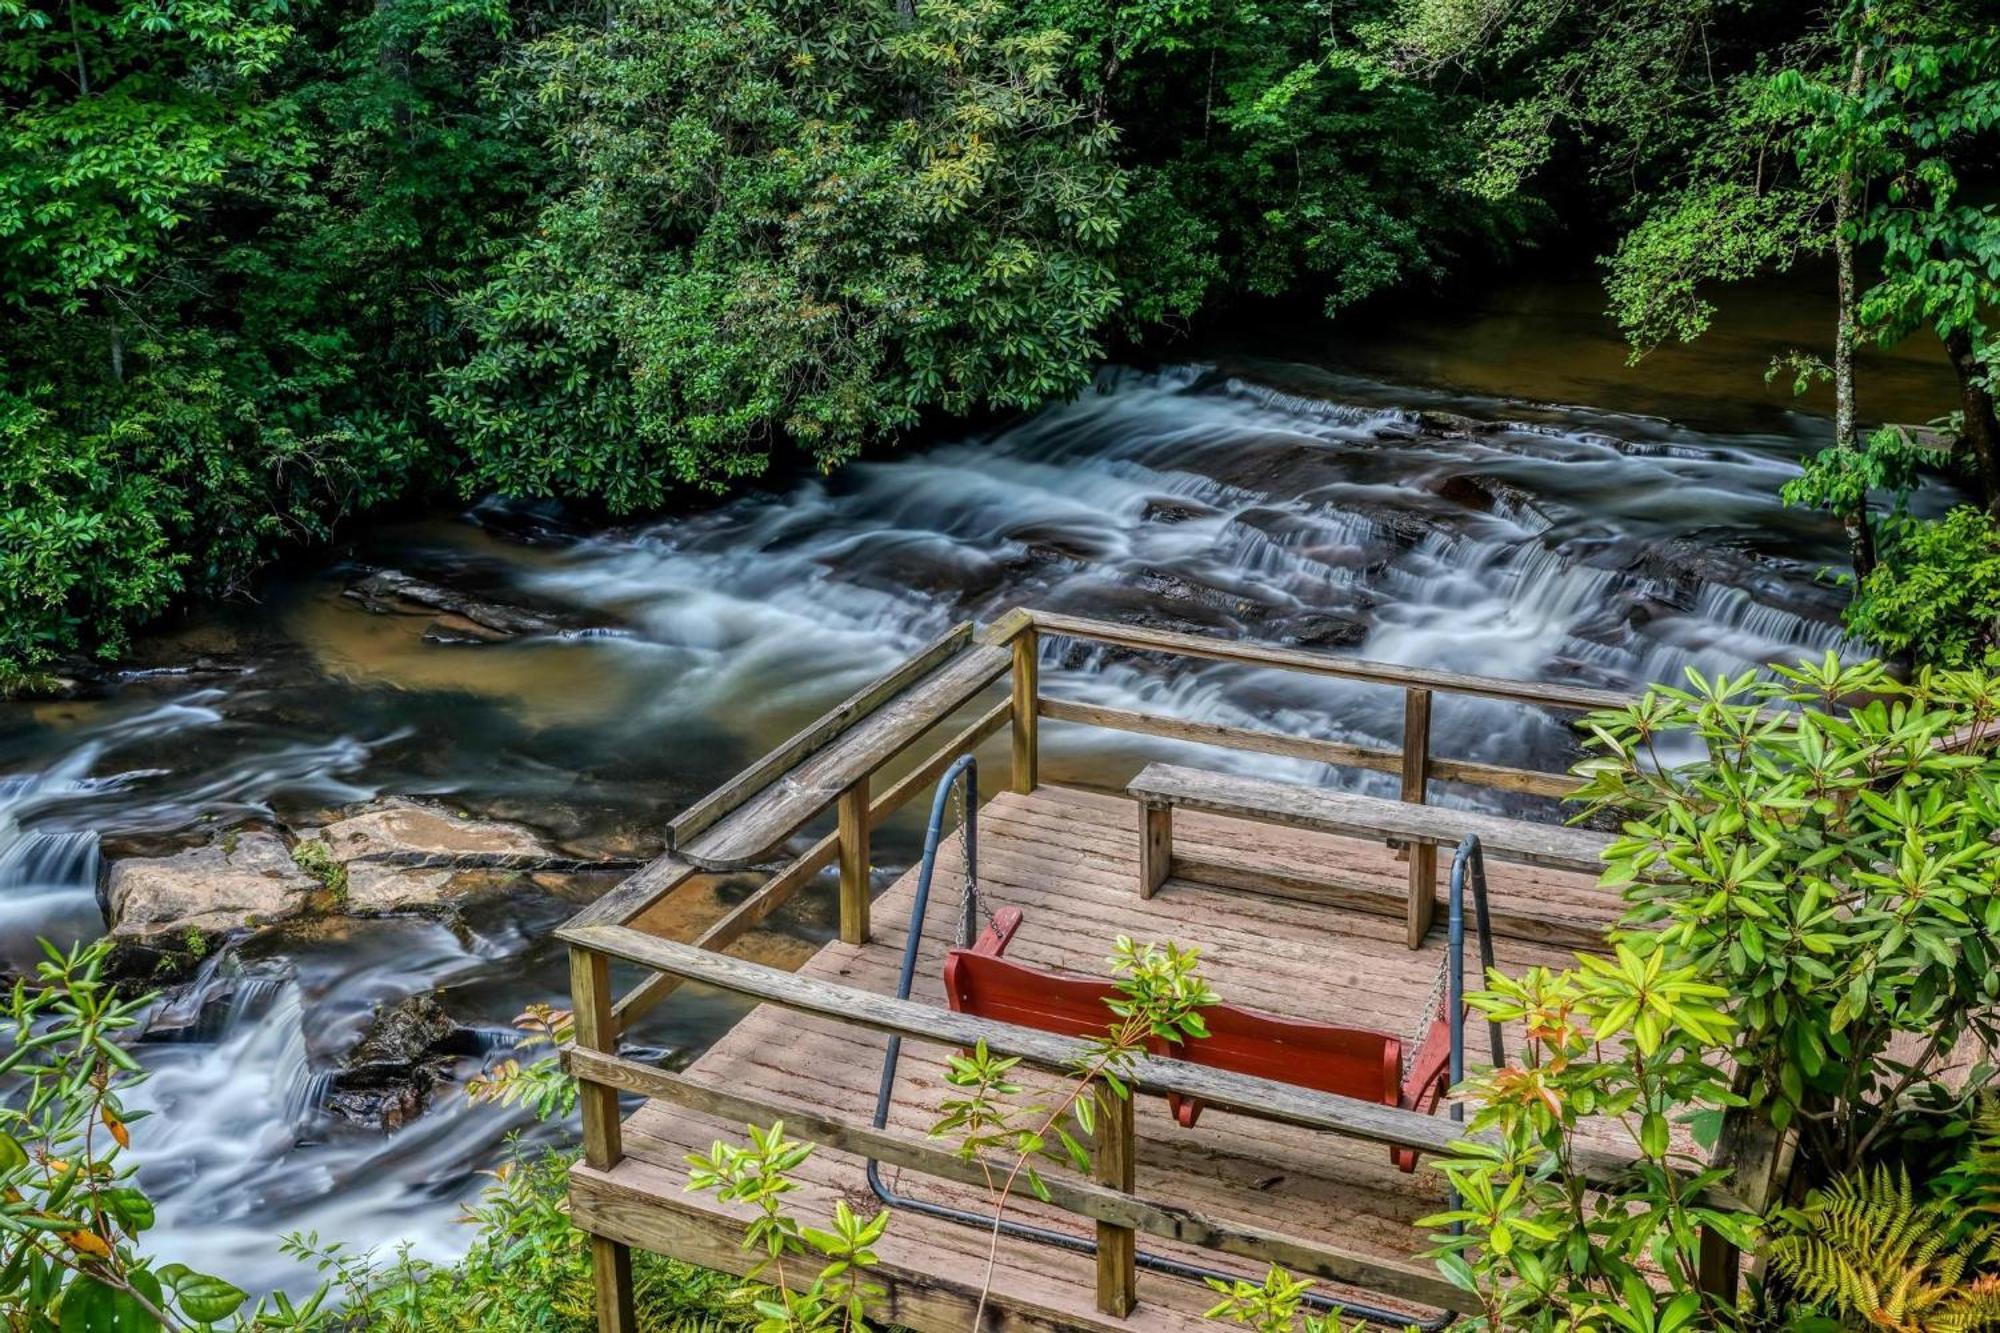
0,358,1864,1294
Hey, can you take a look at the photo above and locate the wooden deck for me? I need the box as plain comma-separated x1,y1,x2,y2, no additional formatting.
570,785,1626,1331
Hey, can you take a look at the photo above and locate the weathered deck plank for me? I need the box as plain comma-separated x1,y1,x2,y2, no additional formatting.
586,786,1633,1330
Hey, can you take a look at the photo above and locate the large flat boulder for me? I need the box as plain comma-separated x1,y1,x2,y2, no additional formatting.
305,800,572,914
107,832,316,938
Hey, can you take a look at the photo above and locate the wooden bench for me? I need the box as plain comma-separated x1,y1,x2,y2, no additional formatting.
943,907,1455,1171
1127,762,1614,945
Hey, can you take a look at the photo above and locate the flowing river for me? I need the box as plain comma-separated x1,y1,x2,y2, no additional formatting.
0,279,1960,1293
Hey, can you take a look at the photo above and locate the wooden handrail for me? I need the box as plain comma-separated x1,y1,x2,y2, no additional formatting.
669,622,975,852
568,608,1614,939
611,697,1012,1031
559,922,1692,1200
1025,610,1634,712
562,1045,1469,1312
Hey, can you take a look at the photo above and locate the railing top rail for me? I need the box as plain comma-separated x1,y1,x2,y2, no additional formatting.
1021,609,1636,713
558,921,1723,1205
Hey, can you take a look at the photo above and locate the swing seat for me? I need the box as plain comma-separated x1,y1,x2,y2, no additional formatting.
942,908,1457,1172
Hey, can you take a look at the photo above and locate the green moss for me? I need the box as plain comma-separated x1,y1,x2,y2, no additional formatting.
290,838,349,910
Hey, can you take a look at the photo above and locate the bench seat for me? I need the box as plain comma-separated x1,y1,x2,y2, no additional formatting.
1126,761,1613,944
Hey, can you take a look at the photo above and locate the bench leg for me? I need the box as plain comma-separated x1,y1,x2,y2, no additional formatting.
1406,842,1436,948
1140,803,1172,900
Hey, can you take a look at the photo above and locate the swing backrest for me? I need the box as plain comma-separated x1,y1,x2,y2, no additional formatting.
942,907,1425,1161
942,909,1122,1040
1159,1005,1401,1130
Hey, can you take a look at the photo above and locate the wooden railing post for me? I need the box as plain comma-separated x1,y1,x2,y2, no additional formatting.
1012,625,1040,793
837,777,870,944
1093,1083,1137,1316
570,945,637,1333
1400,687,1436,949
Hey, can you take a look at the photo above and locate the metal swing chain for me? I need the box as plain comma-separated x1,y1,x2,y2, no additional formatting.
951,774,991,947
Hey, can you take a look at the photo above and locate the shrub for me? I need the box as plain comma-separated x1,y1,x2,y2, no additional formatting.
1572,655,2000,1160
0,939,261,1330
1413,655,2000,1330
1846,506,2000,667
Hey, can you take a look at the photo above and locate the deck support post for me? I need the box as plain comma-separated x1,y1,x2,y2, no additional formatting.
1011,627,1040,794
1400,687,1436,949
1092,1083,1138,1317
1139,802,1172,899
570,945,637,1333
837,777,871,945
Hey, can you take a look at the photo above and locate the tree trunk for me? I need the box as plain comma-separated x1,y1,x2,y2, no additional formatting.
1943,328,2000,516
1833,39,1876,580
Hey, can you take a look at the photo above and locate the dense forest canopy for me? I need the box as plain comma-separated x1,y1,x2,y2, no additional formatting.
2,0,1996,678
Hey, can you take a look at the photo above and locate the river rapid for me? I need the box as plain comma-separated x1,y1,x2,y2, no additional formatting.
0,280,1961,1293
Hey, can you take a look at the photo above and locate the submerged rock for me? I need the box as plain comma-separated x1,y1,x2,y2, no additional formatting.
106,831,317,941
325,993,479,1130
343,567,612,642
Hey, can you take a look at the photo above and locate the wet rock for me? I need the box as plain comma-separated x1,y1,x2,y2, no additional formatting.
1130,567,1277,626
463,496,586,547
1139,497,1219,525
305,799,624,914
1416,409,1496,437
421,613,514,646
1000,521,1116,564
343,567,608,641
106,831,316,940
324,993,479,1130
1281,613,1370,651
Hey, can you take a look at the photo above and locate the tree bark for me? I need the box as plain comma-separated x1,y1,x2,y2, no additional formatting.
1832,38,1876,579
1943,328,2000,516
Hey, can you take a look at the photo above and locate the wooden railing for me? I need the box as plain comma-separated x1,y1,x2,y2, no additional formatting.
559,608,1672,1328
1016,609,1629,947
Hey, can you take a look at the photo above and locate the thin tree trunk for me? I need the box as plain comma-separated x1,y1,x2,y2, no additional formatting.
1943,328,2000,516
1833,38,1875,579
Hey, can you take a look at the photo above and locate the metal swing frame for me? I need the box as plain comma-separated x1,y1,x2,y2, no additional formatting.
865,756,1503,1329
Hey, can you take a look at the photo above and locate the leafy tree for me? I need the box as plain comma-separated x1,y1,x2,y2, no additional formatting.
437,0,1128,504
1373,0,2000,599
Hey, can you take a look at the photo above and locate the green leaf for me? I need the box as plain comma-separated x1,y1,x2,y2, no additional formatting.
60,1274,161,1333
1639,1111,1669,1159
102,1189,154,1234
163,1267,245,1324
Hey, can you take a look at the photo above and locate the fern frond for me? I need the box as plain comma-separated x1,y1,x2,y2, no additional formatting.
1768,1167,2000,1333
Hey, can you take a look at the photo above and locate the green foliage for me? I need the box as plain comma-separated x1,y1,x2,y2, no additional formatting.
1202,1265,1379,1333
289,839,350,907
685,1123,888,1333
465,1003,580,1122
436,0,1126,503
292,1146,751,1333
1574,655,2000,1157
1412,655,2000,1329
1845,506,2000,666
1416,950,1746,1330
1765,1167,2000,1332
0,937,297,1331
